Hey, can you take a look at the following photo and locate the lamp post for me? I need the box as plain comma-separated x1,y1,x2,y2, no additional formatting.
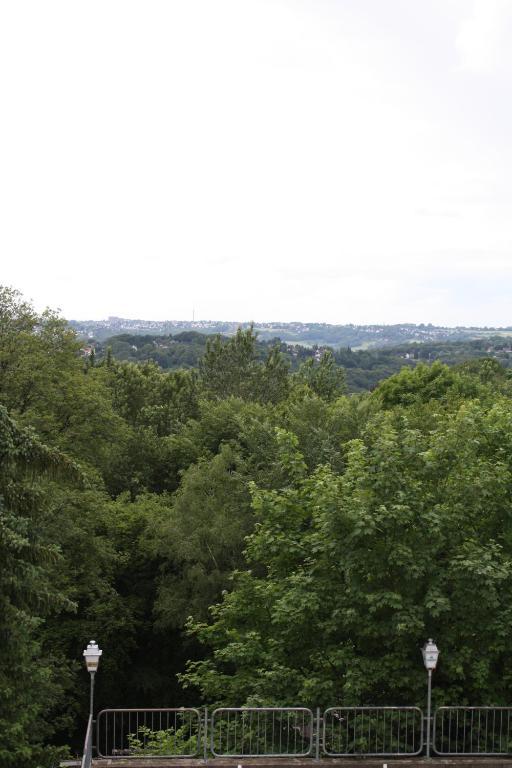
83,640,102,719
421,638,439,758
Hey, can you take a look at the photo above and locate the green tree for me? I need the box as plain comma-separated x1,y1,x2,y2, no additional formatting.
183,404,512,707
296,350,346,401
200,327,289,403
0,406,80,766
151,445,253,629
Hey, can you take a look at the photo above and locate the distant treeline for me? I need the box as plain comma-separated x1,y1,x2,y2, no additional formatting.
91,332,512,392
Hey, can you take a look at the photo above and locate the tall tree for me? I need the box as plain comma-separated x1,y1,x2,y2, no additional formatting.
183,403,512,707
0,406,80,766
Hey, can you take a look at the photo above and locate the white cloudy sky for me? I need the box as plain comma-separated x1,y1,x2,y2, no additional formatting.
1,0,512,325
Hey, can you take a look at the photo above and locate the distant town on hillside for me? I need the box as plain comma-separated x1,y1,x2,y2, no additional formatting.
70,317,512,349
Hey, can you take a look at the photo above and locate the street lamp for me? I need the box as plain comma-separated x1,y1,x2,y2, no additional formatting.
421,638,439,758
83,640,102,718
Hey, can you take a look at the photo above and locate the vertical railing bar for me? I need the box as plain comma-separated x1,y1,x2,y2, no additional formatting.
315,707,320,760
203,707,208,762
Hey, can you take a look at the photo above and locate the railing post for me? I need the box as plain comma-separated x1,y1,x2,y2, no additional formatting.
203,706,208,763
426,669,432,757
315,707,321,760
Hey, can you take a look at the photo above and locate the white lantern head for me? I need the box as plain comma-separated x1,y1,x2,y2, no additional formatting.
421,638,439,670
83,640,102,673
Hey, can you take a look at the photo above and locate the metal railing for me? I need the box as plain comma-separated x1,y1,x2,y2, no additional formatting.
211,707,315,757
323,707,424,756
96,708,202,758
81,715,93,768
91,704,512,758
434,707,512,755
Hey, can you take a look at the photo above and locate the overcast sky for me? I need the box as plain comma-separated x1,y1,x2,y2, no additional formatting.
1,1,511,325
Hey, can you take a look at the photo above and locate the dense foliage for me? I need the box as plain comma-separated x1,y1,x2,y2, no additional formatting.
3,285,512,764
93,330,512,393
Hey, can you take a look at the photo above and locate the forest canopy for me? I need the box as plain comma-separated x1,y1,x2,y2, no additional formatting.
2,285,512,764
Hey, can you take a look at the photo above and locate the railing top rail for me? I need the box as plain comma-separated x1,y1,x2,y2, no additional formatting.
97,707,201,714
436,706,512,711
325,706,423,711
213,706,312,712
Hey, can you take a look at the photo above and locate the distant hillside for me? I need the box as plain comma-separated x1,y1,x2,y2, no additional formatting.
70,317,512,347
89,331,512,393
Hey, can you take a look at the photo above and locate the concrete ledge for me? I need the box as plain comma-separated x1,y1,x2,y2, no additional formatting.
92,759,512,768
